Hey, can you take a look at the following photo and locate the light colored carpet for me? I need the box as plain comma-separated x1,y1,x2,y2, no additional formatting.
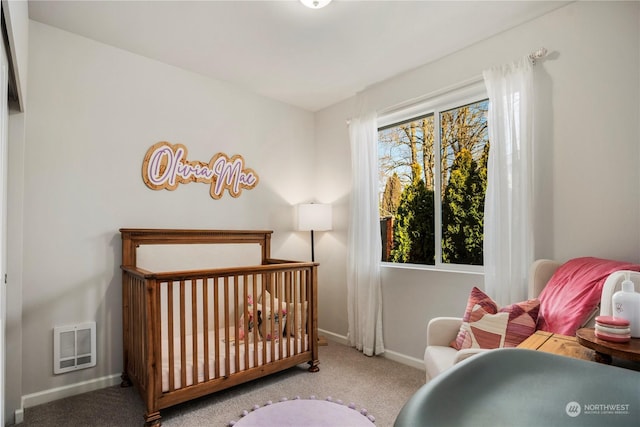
16,341,425,427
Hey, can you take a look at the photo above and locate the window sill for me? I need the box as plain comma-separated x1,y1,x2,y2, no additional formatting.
380,262,483,275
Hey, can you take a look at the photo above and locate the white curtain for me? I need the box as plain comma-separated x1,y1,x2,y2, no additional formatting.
347,111,385,356
482,57,535,306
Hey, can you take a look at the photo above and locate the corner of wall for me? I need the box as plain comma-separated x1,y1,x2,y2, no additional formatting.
5,109,26,426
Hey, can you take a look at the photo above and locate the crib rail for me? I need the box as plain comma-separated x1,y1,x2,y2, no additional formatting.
121,259,318,410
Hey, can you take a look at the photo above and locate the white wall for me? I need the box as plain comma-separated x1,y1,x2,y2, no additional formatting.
18,20,315,402
314,1,640,363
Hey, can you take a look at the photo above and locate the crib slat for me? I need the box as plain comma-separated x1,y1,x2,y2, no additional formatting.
137,277,144,383
179,280,187,389
191,280,198,385
252,275,259,367
151,277,163,404
126,276,132,376
261,273,268,365
233,275,240,374
270,272,276,362
128,276,135,380
284,272,291,358
130,277,136,378
214,278,220,379
224,276,230,378
242,274,249,369
303,269,308,352
277,271,284,360
202,279,210,382
167,282,175,391
137,278,141,380
295,270,300,353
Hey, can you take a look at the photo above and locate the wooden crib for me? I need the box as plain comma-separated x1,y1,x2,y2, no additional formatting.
120,228,319,426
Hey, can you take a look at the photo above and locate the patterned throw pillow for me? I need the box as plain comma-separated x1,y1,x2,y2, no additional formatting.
499,298,541,347
450,287,540,350
451,287,499,350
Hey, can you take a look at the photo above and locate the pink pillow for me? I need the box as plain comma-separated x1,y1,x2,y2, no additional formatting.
537,257,640,336
499,298,540,347
451,287,540,350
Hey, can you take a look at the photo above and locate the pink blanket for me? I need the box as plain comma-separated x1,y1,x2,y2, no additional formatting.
537,257,640,335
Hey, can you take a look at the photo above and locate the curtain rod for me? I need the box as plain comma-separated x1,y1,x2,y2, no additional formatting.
346,46,549,125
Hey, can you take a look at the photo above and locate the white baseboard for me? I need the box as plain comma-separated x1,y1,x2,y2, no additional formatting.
14,408,24,424
318,328,348,345
20,373,121,411
382,349,425,371
319,328,425,371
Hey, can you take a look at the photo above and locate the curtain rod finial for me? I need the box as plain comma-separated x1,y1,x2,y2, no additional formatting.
529,47,548,65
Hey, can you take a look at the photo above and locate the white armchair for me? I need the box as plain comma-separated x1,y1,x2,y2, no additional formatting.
423,259,561,382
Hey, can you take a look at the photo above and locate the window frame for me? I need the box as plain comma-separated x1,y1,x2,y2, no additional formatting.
377,81,488,274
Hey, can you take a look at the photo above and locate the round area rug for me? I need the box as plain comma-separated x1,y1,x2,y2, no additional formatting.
229,396,376,426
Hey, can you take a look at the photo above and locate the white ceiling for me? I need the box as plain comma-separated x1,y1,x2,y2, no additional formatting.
28,0,568,112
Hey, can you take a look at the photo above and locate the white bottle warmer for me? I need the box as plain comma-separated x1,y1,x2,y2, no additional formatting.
611,272,640,338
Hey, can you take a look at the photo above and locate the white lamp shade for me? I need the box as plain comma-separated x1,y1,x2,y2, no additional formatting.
297,203,332,231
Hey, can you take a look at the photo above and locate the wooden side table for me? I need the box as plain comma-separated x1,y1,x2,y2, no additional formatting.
517,330,594,361
575,328,640,364
518,329,640,371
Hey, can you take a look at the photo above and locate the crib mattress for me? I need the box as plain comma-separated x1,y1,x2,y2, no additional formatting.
161,328,309,391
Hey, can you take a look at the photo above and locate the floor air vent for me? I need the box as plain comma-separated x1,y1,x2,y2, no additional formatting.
53,322,96,374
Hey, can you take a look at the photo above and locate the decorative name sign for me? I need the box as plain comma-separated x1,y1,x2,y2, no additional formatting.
142,141,259,199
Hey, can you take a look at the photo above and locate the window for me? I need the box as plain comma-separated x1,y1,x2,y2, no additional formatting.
378,84,489,270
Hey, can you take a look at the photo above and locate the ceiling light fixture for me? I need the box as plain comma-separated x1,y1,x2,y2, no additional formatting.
300,0,332,9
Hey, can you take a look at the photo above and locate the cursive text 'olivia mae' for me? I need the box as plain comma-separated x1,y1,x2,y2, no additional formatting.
142,141,259,199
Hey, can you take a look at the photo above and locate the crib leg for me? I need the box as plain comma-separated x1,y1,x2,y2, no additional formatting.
308,359,320,372
120,372,132,388
144,411,161,427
